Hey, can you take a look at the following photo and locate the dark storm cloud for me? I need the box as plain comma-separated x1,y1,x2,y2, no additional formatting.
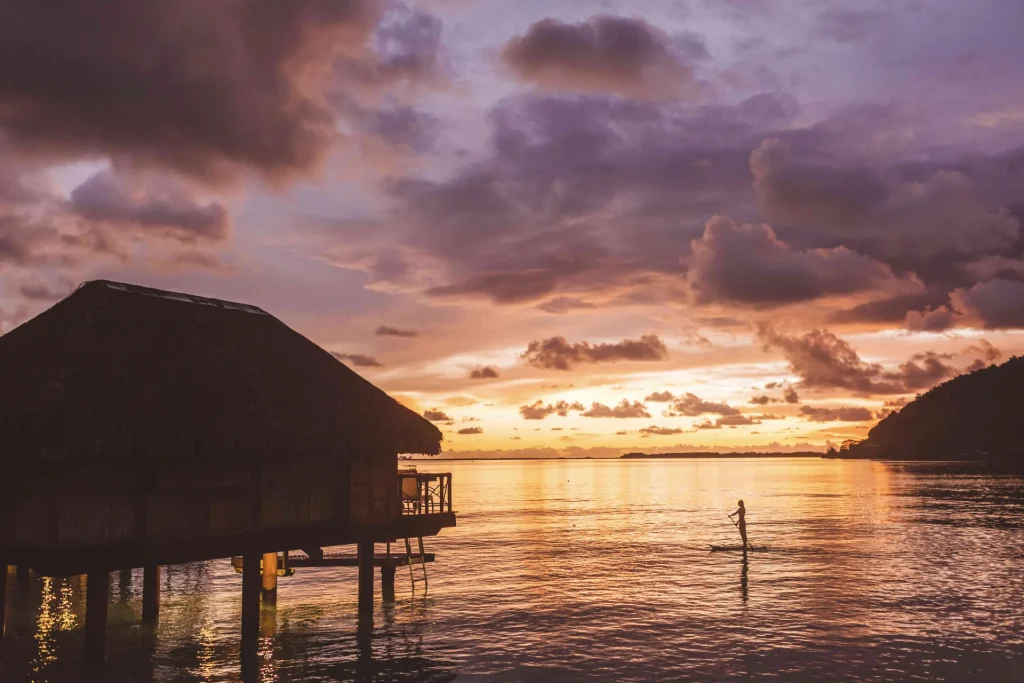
686,215,915,306
457,426,483,435
757,326,958,395
951,279,1024,329
663,393,740,417
469,364,500,379
422,409,452,422
904,306,957,333
331,352,383,367
750,138,1023,257
69,171,229,242
346,87,1017,311
0,0,390,183
799,406,874,422
639,425,685,436
375,92,795,304
375,325,419,337
783,386,800,404
581,400,651,418
371,96,1024,312
502,15,702,99
829,291,951,325
522,334,668,370
519,400,585,420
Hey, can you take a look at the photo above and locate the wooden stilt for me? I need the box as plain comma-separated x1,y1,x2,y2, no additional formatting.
381,565,396,603
142,565,161,622
241,552,261,656
261,552,277,605
357,541,374,616
1,561,8,643
84,571,109,666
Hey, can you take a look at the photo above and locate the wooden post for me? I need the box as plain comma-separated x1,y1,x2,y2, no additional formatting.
142,565,161,622
381,565,396,603
241,552,261,656
357,541,374,616
261,552,277,605
84,571,109,666
382,541,395,602
16,565,30,581
1,562,8,643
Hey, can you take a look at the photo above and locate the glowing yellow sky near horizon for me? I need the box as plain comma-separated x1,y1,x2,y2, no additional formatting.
371,327,1024,456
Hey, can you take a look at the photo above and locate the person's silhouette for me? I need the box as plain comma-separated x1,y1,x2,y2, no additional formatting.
728,500,748,552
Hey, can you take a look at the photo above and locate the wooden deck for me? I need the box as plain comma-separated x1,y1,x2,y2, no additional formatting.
290,550,435,568
230,549,435,572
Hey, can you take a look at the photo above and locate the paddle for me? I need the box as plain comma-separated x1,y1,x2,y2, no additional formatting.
728,515,752,552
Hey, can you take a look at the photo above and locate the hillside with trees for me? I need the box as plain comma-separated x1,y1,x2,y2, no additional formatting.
843,356,1024,461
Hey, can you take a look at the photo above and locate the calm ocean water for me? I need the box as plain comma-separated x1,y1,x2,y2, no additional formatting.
2,458,1023,682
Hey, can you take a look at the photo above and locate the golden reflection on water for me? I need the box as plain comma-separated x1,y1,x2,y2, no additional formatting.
1,458,1022,682
194,618,219,681
30,576,81,681
257,607,277,682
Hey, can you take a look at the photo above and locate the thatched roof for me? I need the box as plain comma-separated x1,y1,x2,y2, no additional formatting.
0,280,441,465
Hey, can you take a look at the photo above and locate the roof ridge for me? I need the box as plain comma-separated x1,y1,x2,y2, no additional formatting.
81,280,269,316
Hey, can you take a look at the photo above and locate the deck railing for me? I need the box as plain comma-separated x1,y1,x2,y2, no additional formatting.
398,471,452,515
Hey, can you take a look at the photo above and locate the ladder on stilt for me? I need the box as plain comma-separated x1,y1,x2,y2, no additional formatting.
404,536,428,591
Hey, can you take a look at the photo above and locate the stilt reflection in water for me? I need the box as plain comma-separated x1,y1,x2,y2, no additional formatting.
356,615,374,683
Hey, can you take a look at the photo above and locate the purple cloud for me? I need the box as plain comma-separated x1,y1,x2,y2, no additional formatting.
502,16,702,99
522,335,668,370
687,215,917,306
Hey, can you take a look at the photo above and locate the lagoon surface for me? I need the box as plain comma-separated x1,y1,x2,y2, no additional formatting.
2,458,1023,682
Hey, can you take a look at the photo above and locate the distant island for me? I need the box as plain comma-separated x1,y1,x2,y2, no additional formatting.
842,356,1024,461
621,451,822,459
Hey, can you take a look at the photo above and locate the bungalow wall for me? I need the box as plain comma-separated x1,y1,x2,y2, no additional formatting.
349,450,400,524
0,455,353,554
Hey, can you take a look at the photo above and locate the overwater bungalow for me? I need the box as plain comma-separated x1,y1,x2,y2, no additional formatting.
0,280,455,663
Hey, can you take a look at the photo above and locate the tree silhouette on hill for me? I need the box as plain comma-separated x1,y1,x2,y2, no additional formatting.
847,356,1024,461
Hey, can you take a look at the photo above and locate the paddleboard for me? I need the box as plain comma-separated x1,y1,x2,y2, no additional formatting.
709,544,768,552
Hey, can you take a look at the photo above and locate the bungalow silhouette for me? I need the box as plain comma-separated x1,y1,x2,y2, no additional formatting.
0,280,455,663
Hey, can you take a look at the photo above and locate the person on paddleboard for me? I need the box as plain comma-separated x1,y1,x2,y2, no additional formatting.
728,500,747,549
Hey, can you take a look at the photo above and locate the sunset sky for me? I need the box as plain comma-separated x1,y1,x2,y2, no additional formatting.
1,0,1023,457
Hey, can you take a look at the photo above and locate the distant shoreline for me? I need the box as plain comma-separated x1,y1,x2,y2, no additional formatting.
407,452,824,462
620,452,823,459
